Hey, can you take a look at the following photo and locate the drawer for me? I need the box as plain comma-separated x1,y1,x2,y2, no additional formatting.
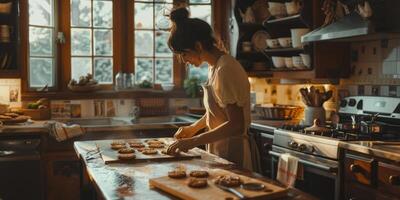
344,154,376,186
377,162,400,197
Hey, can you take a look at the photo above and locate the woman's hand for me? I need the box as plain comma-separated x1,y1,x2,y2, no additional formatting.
166,138,196,154
174,126,196,139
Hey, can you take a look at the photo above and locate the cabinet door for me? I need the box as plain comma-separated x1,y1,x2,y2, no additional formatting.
377,162,400,198
46,158,80,200
344,154,376,186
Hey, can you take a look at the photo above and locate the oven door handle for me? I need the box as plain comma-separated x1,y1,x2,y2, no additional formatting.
269,150,336,172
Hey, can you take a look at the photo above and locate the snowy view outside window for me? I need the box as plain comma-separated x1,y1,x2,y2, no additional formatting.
134,0,211,84
28,0,55,88
71,0,113,84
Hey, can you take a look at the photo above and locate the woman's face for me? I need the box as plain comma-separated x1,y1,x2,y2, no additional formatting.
179,50,203,67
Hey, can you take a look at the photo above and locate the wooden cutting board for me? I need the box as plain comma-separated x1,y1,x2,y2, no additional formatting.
149,169,288,200
96,138,201,164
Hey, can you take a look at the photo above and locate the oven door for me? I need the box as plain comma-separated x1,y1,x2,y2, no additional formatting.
0,138,43,200
270,145,340,200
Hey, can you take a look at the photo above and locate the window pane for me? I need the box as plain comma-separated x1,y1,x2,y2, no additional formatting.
188,63,208,83
135,31,154,56
71,57,92,80
29,0,53,26
190,0,211,4
155,58,173,83
29,58,54,87
71,28,92,56
155,3,172,29
134,3,153,29
135,58,153,83
155,31,172,57
190,5,211,24
94,29,112,56
29,27,53,56
94,1,112,28
71,0,92,27
94,58,113,84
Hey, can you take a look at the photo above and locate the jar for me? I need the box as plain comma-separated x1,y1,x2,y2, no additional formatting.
115,71,124,91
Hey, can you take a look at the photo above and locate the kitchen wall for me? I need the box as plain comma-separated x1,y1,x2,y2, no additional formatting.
0,78,21,107
250,38,400,114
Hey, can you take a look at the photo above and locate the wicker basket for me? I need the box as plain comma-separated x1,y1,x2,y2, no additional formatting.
68,84,100,92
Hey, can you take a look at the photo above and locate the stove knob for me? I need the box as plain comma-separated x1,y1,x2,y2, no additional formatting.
298,144,308,152
288,141,298,149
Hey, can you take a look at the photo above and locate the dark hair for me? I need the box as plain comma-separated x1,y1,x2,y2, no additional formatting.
168,8,216,53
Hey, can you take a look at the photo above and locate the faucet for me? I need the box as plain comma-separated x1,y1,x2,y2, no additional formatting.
129,106,140,122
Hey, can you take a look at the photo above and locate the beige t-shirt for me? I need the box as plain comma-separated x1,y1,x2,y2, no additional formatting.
208,54,251,131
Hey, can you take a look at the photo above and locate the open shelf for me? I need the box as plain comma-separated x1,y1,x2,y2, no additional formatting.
264,14,301,25
270,67,312,72
264,47,304,53
247,70,273,77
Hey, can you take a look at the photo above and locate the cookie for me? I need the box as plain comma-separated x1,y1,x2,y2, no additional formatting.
118,147,135,154
111,141,126,146
146,139,164,145
118,153,136,160
148,143,165,148
3,113,19,117
189,170,209,178
129,142,145,148
111,144,126,150
168,170,187,179
0,115,12,119
214,175,242,187
142,148,158,155
187,178,208,188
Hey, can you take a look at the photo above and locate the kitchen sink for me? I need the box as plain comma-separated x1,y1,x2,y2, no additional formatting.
65,118,131,126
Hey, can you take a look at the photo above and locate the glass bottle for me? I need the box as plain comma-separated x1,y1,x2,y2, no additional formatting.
115,71,124,91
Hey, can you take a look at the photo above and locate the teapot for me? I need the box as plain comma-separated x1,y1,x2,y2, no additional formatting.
239,7,255,23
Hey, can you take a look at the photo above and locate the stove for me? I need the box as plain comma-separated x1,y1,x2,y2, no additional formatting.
269,96,400,200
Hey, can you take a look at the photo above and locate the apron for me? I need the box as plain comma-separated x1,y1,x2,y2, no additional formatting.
202,69,253,170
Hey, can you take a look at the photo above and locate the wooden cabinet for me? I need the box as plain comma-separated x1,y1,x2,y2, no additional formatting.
0,0,20,78
249,127,274,178
341,150,400,200
232,0,349,79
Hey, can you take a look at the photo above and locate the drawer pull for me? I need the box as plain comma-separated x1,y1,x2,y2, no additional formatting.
389,175,400,186
350,164,362,173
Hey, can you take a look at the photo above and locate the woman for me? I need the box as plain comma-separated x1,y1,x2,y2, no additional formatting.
166,8,252,170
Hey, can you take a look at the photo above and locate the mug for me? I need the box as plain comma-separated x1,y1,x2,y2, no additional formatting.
285,1,302,16
291,28,310,48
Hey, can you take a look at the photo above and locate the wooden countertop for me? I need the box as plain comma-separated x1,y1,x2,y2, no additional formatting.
74,139,317,200
339,141,400,163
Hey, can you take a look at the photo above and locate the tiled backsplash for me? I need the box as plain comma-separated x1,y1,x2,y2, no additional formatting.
50,98,201,119
0,79,21,107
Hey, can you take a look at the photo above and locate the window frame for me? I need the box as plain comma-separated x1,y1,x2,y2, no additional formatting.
21,0,225,95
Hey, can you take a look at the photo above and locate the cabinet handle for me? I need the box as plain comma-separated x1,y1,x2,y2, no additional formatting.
350,164,362,173
389,175,400,186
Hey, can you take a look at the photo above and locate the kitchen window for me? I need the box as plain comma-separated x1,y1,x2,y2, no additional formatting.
26,0,214,92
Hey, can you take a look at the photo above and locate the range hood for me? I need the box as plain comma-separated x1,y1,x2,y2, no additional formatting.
302,12,373,43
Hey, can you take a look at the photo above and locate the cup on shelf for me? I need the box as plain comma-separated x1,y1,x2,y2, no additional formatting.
284,57,294,68
268,2,287,18
242,41,252,52
277,37,292,48
300,53,311,68
292,56,305,68
290,28,310,48
272,56,286,68
266,39,280,49
285,0,302,16
0,2,12,14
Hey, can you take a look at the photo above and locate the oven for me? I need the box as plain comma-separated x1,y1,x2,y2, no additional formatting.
0,136,43,200
269,145,340,200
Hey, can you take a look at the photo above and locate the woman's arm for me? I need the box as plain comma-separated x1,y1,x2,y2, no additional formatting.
188,114,207,134
191,103,244,146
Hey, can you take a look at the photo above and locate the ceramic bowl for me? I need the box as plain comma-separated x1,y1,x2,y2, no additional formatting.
278,37,292,48
266,39,280,49
272,56,286,68
268,2,287,18
292,56,305,68
161,83,174,91
284,57,294,68
285,1,301,16
300,53,311,68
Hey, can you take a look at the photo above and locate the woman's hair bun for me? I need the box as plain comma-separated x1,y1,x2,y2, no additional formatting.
170,7,189,23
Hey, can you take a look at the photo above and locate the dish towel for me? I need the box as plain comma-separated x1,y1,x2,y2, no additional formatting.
276,153,300,187
47,121,85,142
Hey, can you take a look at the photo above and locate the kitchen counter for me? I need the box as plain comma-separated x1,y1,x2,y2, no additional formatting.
0,120,49,135
339,141,400,163
74,140,317,200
